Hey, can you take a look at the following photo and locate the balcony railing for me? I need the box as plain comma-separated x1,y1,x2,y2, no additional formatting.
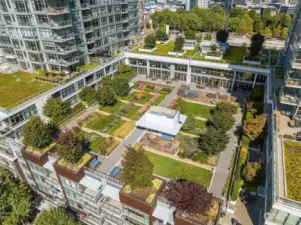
53,34,75,42
292,58,301,69
81,3,90,9
85,167,124,188
48,58,79,66
50,20,72,28
82,15,92,21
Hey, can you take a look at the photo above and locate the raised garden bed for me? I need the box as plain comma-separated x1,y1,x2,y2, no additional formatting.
119,91,153,104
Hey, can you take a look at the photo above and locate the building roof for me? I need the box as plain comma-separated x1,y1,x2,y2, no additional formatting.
79,175,102,191
153,202,175,224
101,184,120,202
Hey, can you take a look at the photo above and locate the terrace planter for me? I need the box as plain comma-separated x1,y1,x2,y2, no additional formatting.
243,56,261,65
205,54,222,60
168,50,186,57
156,40,170,45
139,47,156,53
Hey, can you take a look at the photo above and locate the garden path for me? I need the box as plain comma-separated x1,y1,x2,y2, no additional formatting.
179,131,198,138
182,98,215,107
81,127,123,142
118,99,144,107
143,146,214,171
97,109,132,122
195,116,208,121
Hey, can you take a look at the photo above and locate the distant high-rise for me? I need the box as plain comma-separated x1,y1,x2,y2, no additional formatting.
0,0,141,72
197,0,209,8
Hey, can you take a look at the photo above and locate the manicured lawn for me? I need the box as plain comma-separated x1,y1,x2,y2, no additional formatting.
284,141,301,202
181,119,207,135
120,91,153,104
184,44,200,58
153,41,175,55
99,101,123,113
99,101,141,120
223,46,249,62
90,136,106,152
86,114,126,134
145,151,213,187
0,71,55,109
176,101,213,119
92,137,119,156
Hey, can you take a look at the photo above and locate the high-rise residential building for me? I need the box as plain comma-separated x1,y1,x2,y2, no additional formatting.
280,3,301,123
197,0,209,8
0,0,140,72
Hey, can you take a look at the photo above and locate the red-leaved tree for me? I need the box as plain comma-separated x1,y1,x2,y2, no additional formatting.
164,180,213,215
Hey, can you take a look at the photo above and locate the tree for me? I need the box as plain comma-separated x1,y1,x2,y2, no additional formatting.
144,35,156,48
253,17,264,33
280,13,291,27
117,64,133,74
34,208,81,225
212,101,239,115
216,29,229,43
242,161,262,182
262,8,272,26
122,146,154,190
184,29,196,40
155,30,168,41
174,36,185,51
272,24,282,38
43,98,71,123
243,114,267,141
23,116,53,148
96,86,116,106
281,27,289,39
56,131,83,164
210,44,218,53
199,126,230,155
79,86,96,103
0,169,33,225
112,78,129,96
248,9,257,19
229,12,253,35
164,180,213,215
211,111,235,132
181,114,196,131
250,33,265,57
263,27,272,38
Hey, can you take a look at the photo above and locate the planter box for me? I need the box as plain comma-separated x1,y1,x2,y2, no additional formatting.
139,47,156,53
168,50,186,57
243,56,261,65
205,54,222,60
156,40,170,45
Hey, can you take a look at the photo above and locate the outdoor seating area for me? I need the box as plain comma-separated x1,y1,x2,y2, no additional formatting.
139,133,180,155
183,90,236,105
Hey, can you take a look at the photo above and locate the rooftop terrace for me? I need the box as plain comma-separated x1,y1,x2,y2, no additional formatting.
0,71,56,110
130,42,270,69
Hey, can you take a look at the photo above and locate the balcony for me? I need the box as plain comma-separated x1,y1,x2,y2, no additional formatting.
104,214,123,225
86,38,95,44
102,197,123,217
48,58,79,67
53,34,75,42
50,20,72,29
48,7,69,15
285,70,301,88
82,15,92,21
280,86,301,106
292,58,301,69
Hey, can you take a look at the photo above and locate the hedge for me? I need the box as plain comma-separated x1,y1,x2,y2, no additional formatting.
231,179,243,201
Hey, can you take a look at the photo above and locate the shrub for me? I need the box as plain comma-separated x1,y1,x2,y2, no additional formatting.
174,36,185,51
243,114,267,141
212,101,239,115
136,91,148,100
144,85,155,92
242,161,262,182
145,35,156,48
181,114,196,131
160,88,171,95
96,86,116,106
204,33,212,40
211,111,235,132
155,30,168,42
246,111,254,122
250,86,264,102
112,78,129,96
185,29,196,40
34,208,80,225
231,179,242,201
79,86,96,103
43,98,71,124
117,64,133,74
216,29,229,43
205,200,219,217
250,33,265,57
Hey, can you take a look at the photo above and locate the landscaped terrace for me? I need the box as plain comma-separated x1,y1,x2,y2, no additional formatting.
131,42,269,68
0,71,56,110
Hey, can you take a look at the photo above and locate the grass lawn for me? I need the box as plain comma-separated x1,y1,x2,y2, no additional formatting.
154,94,166,106
0,71,55,109
284,141,301,202
184,44,200,58
92,137,119,156
90,136,106,152
153,42,175,56
176,101,213,119
181,119,207,135
120,91,153,104
145,151,213,187
86,114,126,134
99,101,123,113
113,121,135,138
99,101,141,120
223,46,249,62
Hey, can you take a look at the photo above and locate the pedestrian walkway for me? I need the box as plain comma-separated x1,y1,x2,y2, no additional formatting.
97,109,133,122
118,99,144,107
158,83,181,108
81,127,123,142
143,146,214,171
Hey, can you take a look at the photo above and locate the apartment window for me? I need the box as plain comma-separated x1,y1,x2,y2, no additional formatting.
15,1,29,13
12,40,20,49
175,64,187,72
101,17,107,25
109,16,114,23
256,74,267,84
42,41,55,50
107,6,112,13
25,41,40,51
28,53,41,62
46,53,58,60
32,0,47,11
36,15,48,24
0,1,8,12
19,61,27,70
16,50,24,60
39,28,52,38
61,85,75,98
77,79,84,89
3,15,12,25
17,15,31,26
175,72,187,81
21,28,37,39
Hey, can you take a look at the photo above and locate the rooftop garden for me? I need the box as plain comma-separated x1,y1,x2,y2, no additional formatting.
119,91,153,104
284,141,301,202
25,143,56,156
99,101,142,120
57,153,92,172
0,71,55,109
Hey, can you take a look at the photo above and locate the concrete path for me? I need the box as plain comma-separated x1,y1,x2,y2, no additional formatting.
98,128,146,174
118,99,144,107
62,104,99,130
183,98,215,107
143,146,214,171
81,127,123,142
158,84,181,108
196,116,208,121
97,109,132,122
209,110,242,199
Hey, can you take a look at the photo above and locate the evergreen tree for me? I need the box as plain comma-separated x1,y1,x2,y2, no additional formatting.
122,146,154,190
112,78,129,96
155,30,169,41
211,111,235,132
96,86,116,106
174,36,185,51
216,29,229,43
144,35,156,48
43,98,71,123
79,86,96,103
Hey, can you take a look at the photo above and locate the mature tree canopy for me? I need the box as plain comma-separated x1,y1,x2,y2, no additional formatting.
117,64,133,74
56,131,84,164
263,27,272,38
79,86,96,103
250,33,265,57
174,36,185,51
23,116,53,148
155,30,169,41
211,111,235,132
212,101,239,115
164,180,213,215
112,78,129,96
184,29,196,40
216,29,229,43
96,86,116,106
43,98,71,123
122,146,154,190
34,208,81,225
243,161,262,182
199,126,230,155
0,169,33,225
243,114,266,141
144,35,156,48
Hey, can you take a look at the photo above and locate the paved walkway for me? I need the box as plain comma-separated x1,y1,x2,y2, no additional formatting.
143,146,214,171
81,127,123,142
158,83,181,108
209,109,242,199
118,99,144,107
97,109,132,122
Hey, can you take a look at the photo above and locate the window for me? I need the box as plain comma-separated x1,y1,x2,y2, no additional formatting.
0,1,8,12
61,85,75,98
15,1,29,12
17,15,31,26
175,64,187,72
3,15,12,25
36,15,48,24
32,0,47,11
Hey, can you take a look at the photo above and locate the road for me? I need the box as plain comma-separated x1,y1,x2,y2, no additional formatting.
209,109,242,199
